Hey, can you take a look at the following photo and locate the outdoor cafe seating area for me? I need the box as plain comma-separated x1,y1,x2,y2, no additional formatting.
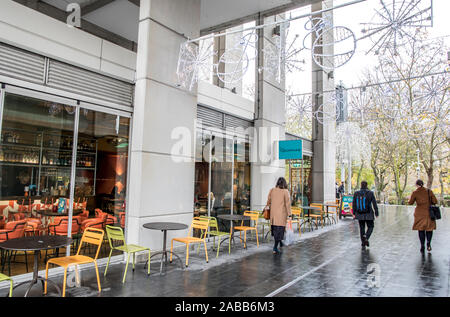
0,197,344,297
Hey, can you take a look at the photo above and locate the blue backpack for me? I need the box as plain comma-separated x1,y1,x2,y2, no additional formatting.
354,190,370,214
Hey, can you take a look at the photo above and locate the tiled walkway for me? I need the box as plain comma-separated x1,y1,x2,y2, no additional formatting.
6,205,450,297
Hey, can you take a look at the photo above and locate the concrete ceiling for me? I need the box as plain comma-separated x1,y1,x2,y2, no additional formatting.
201,0,291,30
17,0,318,50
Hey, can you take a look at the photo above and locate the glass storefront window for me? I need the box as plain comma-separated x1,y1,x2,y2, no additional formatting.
76,109,130,228
0,90,131,276
194,131,210,218
233,140,251,215
210,136,233,231
193,129,252,232
0,93,75,210
287,156,312,207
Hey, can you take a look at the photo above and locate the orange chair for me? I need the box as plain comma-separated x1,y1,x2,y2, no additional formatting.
0,216,5,230
78,210,89,223
25,219,45,237
118,212,125,229
310,203,324,228
81,213,107,231
48,217,81,236
0,220,27,242
44,228,104,297
170,218,209,267
234,211,260,248
95,209,115,226
0,220,27,275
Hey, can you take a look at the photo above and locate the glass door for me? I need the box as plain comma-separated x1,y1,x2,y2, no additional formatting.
76,108,130,234
210,134,234,231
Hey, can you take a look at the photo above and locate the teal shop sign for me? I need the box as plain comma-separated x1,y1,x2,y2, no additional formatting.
279,140,303,160
342,196,353,204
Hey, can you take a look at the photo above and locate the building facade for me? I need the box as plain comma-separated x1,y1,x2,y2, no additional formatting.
0,0,334,278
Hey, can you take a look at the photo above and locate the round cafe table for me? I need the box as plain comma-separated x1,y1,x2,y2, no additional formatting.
142,222,188,275
37,209,83,227
217,214,250,252
0,235,72,297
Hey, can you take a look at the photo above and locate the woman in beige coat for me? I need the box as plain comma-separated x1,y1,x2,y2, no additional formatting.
265,177,292,254
408,179,438,253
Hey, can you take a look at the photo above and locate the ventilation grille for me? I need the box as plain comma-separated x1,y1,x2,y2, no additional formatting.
0,43,45,84
224,115,253,129
197,105,224,127
47,60,133,107
197,105,253,130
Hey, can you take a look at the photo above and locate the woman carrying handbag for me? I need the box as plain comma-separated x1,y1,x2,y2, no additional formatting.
265,177,292,254
408,179,438,253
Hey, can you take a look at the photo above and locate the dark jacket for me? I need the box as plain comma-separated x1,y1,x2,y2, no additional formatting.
353,189,378,221
338,185,345,196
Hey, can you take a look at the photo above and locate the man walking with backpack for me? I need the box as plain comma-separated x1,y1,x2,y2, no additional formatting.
353,181,379,249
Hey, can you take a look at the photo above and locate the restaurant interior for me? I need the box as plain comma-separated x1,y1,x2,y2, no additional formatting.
0,92,130,276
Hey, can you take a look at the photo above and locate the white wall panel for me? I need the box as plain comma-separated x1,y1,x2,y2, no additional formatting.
0,0,136,82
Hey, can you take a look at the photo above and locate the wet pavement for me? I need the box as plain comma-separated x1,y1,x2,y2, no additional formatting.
5,205,450,297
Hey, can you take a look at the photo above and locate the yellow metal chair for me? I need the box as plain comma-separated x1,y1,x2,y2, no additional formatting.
310,203,324,228
170,218,210,267
197,216,231,257
324,201,339,225
291,207,302,236
44,227,104,297
0,273,13,297
234,211,259,248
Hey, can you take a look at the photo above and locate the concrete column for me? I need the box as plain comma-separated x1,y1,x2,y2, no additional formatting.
127,0,200,250
251,14,286,210
311,0,336,203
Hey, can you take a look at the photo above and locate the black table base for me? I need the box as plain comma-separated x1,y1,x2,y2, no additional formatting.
143,229,185,275
218,234,247,253
10,251,61,297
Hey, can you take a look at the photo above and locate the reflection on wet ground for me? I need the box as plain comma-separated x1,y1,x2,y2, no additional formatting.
6,205,450,297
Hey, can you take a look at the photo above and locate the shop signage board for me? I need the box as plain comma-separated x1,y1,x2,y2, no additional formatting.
342,196,353,204
279,140,303,160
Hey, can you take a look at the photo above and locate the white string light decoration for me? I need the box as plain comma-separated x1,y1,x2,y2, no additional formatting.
359,0,433,55
286,94,313,118
175,0,436,91
414,74,449,112
263,23,306,82
176,40,216,91
215,31,259,85
336,121,372,165
313,91,342,124
312,26,357,70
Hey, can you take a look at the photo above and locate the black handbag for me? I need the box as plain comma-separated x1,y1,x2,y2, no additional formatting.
428,189,441,220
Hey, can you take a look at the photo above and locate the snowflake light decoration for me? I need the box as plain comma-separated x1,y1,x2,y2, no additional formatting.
263,24,306,82
336,121,371,165
176,40,216,91
414,74,449,112
360,0,433,55
286,94,313,118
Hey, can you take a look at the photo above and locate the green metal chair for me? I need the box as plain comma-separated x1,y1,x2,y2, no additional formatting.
104,225,151,283
0,273,13,297
198,216,231,257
